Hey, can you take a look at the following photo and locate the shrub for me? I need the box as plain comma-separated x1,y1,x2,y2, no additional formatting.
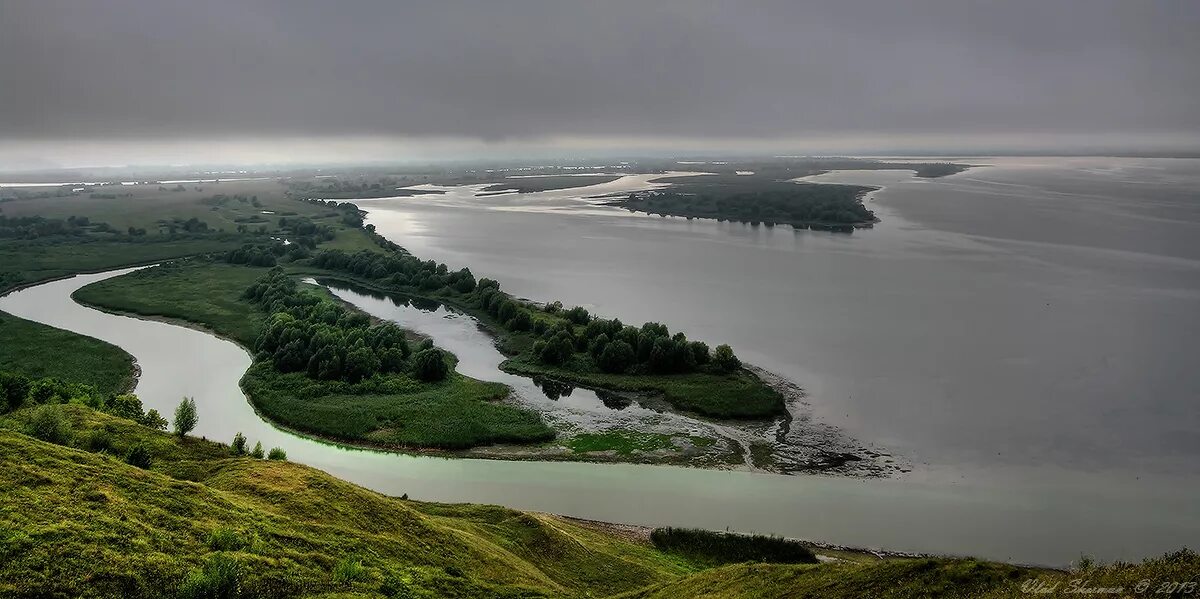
177,553,242,599
84,428,115,453
649,527,817,566
28,404,71,445
141,409,168,431
598,340,635,373
125,443,153,469
332,555,366,586
412,348,448,382
207,528,246,552
267,447,287,461
0,371,31,413
230,432,247,455
713,344,741,372
250,441,264,459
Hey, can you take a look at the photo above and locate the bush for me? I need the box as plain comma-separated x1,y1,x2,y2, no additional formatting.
267,447,287,461
125,443,153,469
0,371,31,413
332,555,366,586
649,527,817,566
28,404,71,445
230,432,247,455
598,340,635,374
177,553,242,599
412,348,448,382
142,409,168,431
713,344,741,372
207,527,246,552
84,428,115,453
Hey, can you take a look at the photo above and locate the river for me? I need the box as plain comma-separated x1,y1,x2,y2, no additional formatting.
2,156,1199,565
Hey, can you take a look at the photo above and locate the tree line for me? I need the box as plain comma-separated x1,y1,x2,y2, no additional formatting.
303,247,743,377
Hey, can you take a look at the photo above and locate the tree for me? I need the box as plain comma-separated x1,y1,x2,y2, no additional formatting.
142,409,168,431
107,393,145,422
267,447,287,461
231,432,247,455
713,344,741,372
565,306,590,325
174,397,198,438
0,371,30,413
251,441,264,459
412,348,449,382
598,340,635,373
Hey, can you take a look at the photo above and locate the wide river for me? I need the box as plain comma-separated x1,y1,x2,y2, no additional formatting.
2,157,1198,565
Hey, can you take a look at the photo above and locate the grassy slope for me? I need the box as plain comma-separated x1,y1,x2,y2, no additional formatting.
0,311,135,396
0,405,691,598
621,552,1200,599
74,260,549,449
3,405,1193,598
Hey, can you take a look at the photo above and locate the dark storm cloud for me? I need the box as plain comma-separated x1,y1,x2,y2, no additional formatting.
1,0,1197,142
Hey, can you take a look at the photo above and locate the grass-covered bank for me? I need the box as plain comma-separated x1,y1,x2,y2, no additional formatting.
1,403,1195,598
0,404,691,598
75,260,555,449
0,311,137,397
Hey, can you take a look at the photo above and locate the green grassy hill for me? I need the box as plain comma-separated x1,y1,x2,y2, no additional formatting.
1,404,1195,598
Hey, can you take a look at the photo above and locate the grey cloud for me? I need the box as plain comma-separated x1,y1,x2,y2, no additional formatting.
0,0,1197,143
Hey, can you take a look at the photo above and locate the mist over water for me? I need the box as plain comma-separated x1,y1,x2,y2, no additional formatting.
361,157,1200,481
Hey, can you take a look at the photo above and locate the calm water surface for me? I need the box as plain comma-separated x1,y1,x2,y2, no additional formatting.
360,157,1200,479
2,157,1198,565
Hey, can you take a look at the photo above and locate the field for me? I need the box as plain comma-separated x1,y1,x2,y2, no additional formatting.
73,260,272,346
0,311,135,396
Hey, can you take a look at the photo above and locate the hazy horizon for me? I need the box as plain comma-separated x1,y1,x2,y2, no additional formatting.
2,0,1198,168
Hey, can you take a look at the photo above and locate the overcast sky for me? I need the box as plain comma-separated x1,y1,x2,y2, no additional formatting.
1,0,1197,166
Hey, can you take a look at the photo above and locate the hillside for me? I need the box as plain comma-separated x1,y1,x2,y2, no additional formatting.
1,404,1195,598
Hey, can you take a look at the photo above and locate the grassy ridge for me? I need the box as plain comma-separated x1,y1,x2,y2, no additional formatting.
0,311,135,396
2,404,1194,598
0,405,690,598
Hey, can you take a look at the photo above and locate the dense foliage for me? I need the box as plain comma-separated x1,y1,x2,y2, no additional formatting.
307,248,742,378
650,527,818,567
0,370,166,430
244,268,427,383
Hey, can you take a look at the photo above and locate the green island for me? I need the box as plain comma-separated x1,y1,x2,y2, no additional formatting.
477,174,622,194
613,175,879,231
